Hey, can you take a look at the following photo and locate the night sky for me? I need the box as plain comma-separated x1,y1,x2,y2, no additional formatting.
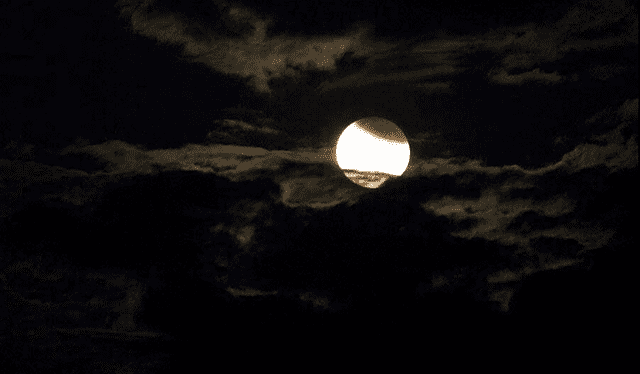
1,0,637,367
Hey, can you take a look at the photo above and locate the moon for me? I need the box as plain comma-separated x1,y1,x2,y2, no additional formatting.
335,117,410,188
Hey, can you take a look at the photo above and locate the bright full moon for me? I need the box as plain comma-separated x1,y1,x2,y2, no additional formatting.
335,117,410,188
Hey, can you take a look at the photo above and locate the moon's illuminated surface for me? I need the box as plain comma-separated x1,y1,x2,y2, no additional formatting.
335,117,410,188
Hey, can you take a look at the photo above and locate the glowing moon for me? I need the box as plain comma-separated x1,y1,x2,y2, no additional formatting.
335,117,410,188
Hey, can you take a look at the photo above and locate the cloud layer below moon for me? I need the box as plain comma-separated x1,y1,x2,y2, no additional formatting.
1,97,635,313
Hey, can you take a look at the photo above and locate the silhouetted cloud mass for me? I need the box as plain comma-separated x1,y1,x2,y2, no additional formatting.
0,0,636,364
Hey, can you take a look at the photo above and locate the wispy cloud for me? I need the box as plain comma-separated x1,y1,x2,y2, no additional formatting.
213,119,280,135
114,0,636,105
490,68,565,85
116,0,397,95
2,91,635,316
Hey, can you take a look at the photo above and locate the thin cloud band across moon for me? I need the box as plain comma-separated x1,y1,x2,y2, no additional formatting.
335,117,411,188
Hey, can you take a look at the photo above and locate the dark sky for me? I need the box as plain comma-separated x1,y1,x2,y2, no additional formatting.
0,0,637,353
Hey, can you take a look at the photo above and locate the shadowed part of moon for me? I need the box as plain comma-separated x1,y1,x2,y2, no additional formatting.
354,117,409,144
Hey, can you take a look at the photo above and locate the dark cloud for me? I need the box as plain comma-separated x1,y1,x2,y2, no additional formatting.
0,1,636,362
0,123,634,355
205,119,297,150
2,0,636,170
2,96,634,296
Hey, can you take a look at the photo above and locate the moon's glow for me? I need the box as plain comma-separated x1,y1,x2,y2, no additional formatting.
336,117,410,185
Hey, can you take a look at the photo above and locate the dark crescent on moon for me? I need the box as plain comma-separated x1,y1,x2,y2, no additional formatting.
354,117,409,144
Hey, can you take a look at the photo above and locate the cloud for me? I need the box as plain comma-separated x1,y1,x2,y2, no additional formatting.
316,0,636,94
1,140,36,161
57,140,155,174
205,119,297,150
3,1,636,320
113,0,636,119
561,133,637,172
317,66,455,94
116,0,396,95
465,0,638,78
1,120,633,319
211,119,280,135
560,97,639,151
490,68,565,85
588,64,631,81
618,97,638,122
554,0,636,37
